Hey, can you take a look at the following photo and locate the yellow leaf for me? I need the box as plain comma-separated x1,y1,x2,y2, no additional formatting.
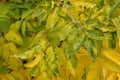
103,49,120,67
86,61,104,80
100,49,120,72
117,73,120,80
57,65,67,80
80,14,86,21
4,73,15,80
24,53,42,68
0,75,8,80
51,75,57,80
100,56,120,72
75,49,92,79
71,1,96,8
46,10,59,29
35,73,44,80
11,71,25,80
2,42,19,62
7,42,18,54
8,57,23,71
5,28,23,45
107,72,117,80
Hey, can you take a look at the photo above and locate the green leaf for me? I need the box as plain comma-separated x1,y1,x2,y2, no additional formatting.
29,65,40,77
108,32,117,49
9,0,23,3
9,8,20,19
32,7,43,18
109,0,120,17
15,36,48,59
15,44,41,59
21,9,33,19
46,47,61,76
14,20,22,31
47,28,61,47
17,2,32,9
0,4,10,15
87,30,104,40
112,16,120,27
0,66,10,74
39,54,53,80
67,54,78,76
85,18,99,30
65,28,86,56
59,23,73,41
94,40,103,57
86,39,96,61
21,21,26,37
0,17,10,32
26,21,36,32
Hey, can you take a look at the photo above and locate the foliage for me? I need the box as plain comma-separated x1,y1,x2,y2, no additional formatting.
0,0,120,80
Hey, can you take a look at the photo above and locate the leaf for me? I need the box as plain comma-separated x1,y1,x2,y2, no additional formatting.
10,0,23,3
0,75,8,80
112,16,120,27
5,42,18,54
86,39,96,61
46,10,59,29
109,0,120,17
32,7,44,18
2,42,19,61
58,23,73,41
0,38,5,57
4,73,15,80
71,1,96,9
46,47,61,76
15,37,48,59
84,18,99,30
8,57,23,71
67,54,78,76
94,40,103,57
39,54,53,80
9,8,21,19
87,30,104,40
0,4,10,15
14,20,22,31
65,28,86,57
68,34,86,56
26,21,36,32
0,17,10,32
86,61,104,80
75,49,92,79
0,66,10,74
11,71,25,80
100,49,120,72
108,32,116,49
35,74,44,80
21,9,33,19
29,65,40,77
21,21,26,37
5,28,23,45
24,53,42,68
47,27,62,47
107,72,117,80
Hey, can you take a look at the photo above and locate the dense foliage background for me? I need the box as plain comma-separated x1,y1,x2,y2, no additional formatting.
0,0,120,80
